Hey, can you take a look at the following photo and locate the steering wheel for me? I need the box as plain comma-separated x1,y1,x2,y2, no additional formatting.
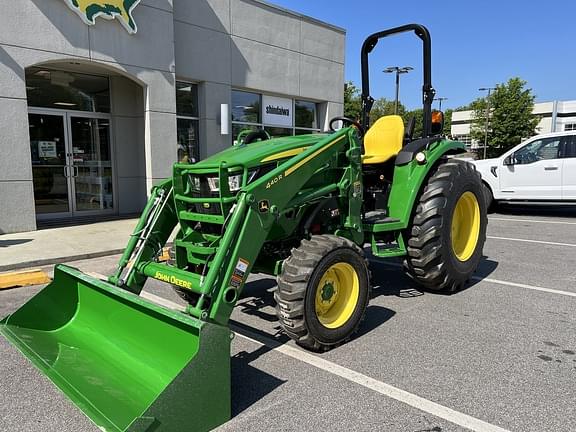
329,116,365,137
522,152,538,163
244,129,271,144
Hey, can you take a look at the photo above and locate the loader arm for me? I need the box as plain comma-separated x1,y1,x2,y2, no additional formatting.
207,127,363,324
109,179,178,292
112,127,362,326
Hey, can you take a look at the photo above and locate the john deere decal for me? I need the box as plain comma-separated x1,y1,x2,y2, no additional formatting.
63,0,142,34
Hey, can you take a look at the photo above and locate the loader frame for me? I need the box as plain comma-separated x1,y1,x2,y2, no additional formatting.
109,127,366,326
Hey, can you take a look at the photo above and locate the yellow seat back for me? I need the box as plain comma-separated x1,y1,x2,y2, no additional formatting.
362,115,404,164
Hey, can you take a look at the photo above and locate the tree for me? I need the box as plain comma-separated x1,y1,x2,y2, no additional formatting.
471,78,539,157
402,108,423,139
369,97,406,124
455,102,476,111
344,81,362,121
443,108,453,136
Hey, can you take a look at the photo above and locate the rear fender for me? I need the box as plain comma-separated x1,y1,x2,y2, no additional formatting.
387,139,466,226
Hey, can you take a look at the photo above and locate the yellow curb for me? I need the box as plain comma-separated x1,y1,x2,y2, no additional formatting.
0,269,52,289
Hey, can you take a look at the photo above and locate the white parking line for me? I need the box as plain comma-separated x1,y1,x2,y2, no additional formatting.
487,235,576,247
233,326,510,432
489,217,576,225
140,291,510,431
472,276,576,298
140,291,508,432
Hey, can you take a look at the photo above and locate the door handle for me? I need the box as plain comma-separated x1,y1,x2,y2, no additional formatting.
63,166,70,178
544,166,558,171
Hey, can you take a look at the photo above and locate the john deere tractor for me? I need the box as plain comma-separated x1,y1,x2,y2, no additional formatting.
1,24,486,432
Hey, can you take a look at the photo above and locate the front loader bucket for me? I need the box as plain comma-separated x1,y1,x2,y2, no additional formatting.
0,265,231,432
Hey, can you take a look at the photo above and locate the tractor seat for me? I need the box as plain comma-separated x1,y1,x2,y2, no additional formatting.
362,115,405,164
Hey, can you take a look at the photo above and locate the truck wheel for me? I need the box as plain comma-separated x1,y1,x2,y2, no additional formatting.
404,160,487,293
275,235,370,352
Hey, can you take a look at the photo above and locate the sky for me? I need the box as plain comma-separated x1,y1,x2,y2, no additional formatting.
270,0,576,111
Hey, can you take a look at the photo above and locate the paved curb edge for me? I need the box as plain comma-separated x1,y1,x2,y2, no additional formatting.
0,249,125,273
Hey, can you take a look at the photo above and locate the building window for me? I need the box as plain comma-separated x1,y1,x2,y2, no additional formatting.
295,99,318,133
564,123,576,131
455,135,472,145
176,82,199,162
26,67,110,113
232,90,261,124
264,126,293,138
232,90,320,143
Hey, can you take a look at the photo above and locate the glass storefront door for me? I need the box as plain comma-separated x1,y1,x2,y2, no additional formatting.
29,113,71,216
69,116,113,212
29,110,115,219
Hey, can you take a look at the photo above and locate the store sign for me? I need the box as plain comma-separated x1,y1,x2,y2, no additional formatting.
63,0,142,34
262,95,293,127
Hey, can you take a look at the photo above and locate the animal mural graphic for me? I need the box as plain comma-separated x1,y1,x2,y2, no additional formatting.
63,0,142,34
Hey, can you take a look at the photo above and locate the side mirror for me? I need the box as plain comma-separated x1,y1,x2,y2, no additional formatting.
503,155,514,166
430,111,444,135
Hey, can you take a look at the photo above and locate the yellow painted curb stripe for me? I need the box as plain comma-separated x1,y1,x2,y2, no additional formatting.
285,135,346,177
260,146,309,162
0,269,52,289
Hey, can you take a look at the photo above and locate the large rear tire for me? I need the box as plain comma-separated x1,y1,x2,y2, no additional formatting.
275,235,370,351
404,159,487,292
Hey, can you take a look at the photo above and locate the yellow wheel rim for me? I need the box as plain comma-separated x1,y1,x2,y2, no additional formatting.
315,262,359,329
451,191,481,262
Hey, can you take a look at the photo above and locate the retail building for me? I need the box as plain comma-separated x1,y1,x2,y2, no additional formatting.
0,0,345,233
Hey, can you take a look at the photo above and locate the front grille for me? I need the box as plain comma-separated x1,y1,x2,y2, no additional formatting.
187,175,224,215
188,196,222,215
184,169,245,216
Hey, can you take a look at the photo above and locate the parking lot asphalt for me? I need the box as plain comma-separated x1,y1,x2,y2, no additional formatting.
1,208,575,432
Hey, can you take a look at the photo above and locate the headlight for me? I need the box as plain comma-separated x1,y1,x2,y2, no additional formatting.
227,174,242,191
207,177,220,192
207,174,242,192
189,176,201,192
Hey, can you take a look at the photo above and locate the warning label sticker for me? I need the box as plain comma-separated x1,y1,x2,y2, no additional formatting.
230,258,249,288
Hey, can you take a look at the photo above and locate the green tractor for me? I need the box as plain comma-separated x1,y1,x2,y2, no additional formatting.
1,24,486,432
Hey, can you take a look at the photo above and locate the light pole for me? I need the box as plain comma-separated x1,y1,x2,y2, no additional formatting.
383,66,413,114
434,97,448,111
478,87,495,159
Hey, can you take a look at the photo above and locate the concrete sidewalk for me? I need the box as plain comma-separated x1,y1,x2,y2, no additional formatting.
0,219,138,272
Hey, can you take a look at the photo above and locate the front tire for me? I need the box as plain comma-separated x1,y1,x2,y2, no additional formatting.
275,235,370,351
404,160,487,292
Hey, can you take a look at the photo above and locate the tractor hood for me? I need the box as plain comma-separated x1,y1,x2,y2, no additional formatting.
196,133,329,169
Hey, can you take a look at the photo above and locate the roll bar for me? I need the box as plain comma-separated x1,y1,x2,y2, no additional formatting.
360,24,436,138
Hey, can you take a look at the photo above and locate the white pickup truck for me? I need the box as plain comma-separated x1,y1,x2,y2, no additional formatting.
471,131,576,208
